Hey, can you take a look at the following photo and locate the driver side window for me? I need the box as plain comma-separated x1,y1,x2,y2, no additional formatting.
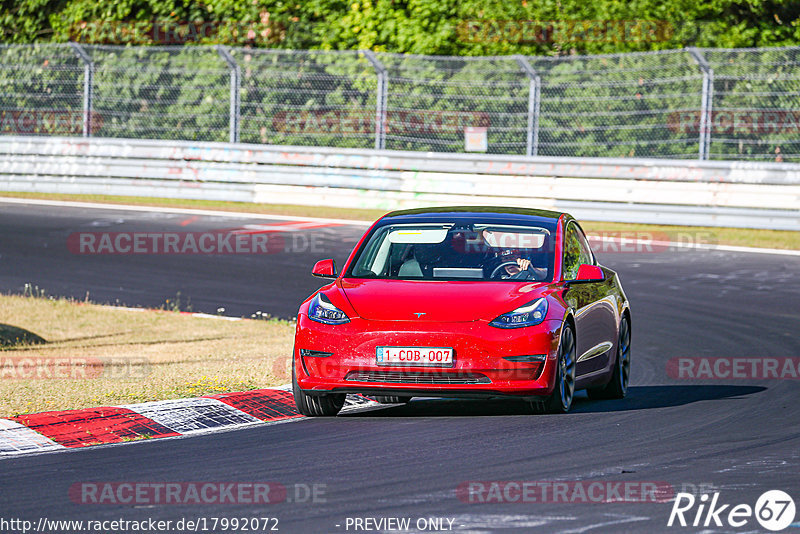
563,222,593,280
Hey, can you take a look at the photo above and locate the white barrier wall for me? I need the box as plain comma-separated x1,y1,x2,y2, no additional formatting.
1,136,799,230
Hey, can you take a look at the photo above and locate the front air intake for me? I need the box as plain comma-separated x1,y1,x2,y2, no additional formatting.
344,370,491,385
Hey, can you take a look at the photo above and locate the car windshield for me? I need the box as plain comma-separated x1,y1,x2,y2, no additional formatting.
347,223,554,282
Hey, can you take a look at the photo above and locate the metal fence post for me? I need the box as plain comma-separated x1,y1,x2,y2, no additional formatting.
362,50,387,151
688,47,714,160
68,42,94,138
217,46,240,144
515,56,541,157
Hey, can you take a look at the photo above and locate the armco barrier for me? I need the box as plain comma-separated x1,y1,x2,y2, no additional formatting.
1,136,799,230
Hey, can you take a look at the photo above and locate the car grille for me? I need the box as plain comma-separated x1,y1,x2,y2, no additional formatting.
344,370,491,385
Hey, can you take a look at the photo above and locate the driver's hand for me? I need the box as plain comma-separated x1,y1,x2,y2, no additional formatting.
516,258,531,271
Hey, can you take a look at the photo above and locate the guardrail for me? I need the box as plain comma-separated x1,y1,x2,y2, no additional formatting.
1,135,799,230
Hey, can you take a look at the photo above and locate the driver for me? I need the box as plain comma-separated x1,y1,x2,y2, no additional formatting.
494,249,546,280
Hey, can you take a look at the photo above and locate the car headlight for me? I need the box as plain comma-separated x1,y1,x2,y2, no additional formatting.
308,293,350,325
489,298,548,328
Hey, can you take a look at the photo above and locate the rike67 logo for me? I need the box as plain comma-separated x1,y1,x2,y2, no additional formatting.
668,490,796,531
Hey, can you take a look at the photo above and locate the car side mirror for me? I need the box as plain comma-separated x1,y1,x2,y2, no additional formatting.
311,259,337,279
566,264,605,285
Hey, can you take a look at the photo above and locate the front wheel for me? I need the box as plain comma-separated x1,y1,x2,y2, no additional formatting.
587,316,631,400
532,323,576,414
292,357,345,416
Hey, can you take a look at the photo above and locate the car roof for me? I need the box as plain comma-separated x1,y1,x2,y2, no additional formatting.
379,206,565,227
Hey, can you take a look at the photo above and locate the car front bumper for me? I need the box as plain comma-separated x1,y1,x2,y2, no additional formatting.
294,314,564,398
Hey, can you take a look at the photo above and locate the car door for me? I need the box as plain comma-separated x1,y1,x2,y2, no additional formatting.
562,221,618,376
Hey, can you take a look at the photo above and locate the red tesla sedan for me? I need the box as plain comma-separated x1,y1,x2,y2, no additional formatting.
292,207,631,416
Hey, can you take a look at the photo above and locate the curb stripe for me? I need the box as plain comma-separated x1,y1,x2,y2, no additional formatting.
14,408,179,448
228,221,342,235
1,388,381,457
341,394,385,412
206,389,302,421
118,398,261,435
0,418,64,455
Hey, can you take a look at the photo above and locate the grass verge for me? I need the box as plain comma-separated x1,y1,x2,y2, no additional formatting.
1,191,798,250
0,293,294,418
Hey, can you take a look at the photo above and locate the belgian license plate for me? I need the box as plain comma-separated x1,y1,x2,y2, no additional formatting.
377,347,454,367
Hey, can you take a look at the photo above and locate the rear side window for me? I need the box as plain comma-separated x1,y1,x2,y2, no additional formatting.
563,222,594,280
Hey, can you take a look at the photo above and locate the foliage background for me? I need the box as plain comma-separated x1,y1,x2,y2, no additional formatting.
2,0,799,53
1,1,798,161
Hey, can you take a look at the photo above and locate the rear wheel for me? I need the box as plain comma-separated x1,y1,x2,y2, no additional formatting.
371,396,411,404
292,357,345,416
587,316,631,400
532,324,576,414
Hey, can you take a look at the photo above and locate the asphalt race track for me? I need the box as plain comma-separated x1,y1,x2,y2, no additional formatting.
1,199,799,533
0,201,367,318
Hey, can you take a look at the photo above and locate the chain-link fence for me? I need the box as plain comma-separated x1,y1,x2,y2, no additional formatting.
1,44,798,161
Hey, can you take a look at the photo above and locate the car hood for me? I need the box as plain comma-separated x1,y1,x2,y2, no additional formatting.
339,278,549,322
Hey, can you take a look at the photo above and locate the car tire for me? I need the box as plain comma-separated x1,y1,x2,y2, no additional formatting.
533,323,576,414
587,316,631,400
292,355,345,416
371,396,412,404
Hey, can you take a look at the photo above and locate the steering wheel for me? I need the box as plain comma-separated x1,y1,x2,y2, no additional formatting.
490,261,520,279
